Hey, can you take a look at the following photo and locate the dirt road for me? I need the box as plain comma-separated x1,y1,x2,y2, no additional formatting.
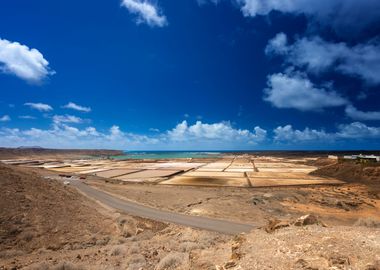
71,180,254,234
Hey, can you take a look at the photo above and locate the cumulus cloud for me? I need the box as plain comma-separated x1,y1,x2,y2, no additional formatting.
345,105,380,121
62,102,91,112
0,38,54,83
0,115,11,122
0,124,159,149
263,72,347,111
24,102,53,112
273,122,380,143
0,120,267,150
52,115,83,124
1,119,380,149
121,0,167,27
237,0,380,37
337,122,380,139
167,120,267,144
273,125,332,142
266,33,380,85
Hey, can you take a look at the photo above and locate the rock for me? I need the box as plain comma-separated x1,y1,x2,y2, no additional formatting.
231,234,246,260
264,219,291,233
294,214,323,227
328,253,351,267
295,257,329,270
365,260,380,270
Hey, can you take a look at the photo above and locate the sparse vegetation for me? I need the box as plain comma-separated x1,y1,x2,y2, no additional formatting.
155,252,189,270
127,254,147,270
52,262,85,270
29,262,85,270
355,217,380,228
1,154,380,270
110,245,126,256
179,241,199,252
0,249,25,258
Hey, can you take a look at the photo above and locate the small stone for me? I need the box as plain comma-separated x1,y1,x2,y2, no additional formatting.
294,214,320,226
224,260,237,269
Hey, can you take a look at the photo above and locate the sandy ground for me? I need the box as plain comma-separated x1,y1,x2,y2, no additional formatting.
87,178,380,226
1,152,380,269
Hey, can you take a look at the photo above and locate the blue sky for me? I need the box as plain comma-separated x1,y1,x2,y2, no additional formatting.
0,0,380,150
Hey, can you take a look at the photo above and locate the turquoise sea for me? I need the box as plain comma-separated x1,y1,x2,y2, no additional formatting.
111,151,222,159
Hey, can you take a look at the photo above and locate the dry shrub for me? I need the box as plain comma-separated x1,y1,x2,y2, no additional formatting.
118,217,137,238
27,262,50,270
129,242,140,254
155,252,189,270
198,233,220,247
0,249,25,258
355,218,380,228
127,254,146,270
111,245,126,256
95,236,110,246
22,231,34,242
52,262,85,270
178,241,199,252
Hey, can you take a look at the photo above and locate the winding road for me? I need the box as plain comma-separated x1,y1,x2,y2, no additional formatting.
71,180,254,235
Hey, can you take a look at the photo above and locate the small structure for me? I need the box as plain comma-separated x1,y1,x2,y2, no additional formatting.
328,155,338,160
343,154,380,163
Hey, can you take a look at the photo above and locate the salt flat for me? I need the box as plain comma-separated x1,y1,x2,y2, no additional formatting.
3,155,343,187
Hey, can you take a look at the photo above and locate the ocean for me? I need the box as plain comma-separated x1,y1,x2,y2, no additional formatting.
111,151,223,159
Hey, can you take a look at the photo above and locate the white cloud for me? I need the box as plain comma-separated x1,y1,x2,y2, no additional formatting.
0,115,11,122
121,0,167,27
53,115,83,124
0,38,54,83
0,123,159,149
19,115,36,120
266,33,380,85
345,105,380,121
237,0,380,37
167,120,267,144
62,102,91,113
0,120,267,150
1,120,380,149
263,72,347,111
24,102,53,112
337,122,380,139
273,125,332,142
265,32,288,55
273,122,380,143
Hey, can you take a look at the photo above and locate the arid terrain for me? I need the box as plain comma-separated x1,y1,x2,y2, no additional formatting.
1,149,380,269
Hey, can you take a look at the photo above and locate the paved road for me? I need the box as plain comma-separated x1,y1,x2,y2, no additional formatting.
71,180,254,235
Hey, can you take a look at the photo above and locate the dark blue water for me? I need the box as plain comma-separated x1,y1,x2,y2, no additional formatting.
112,151,222,159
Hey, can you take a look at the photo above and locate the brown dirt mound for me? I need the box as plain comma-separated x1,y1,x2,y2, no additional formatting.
311,161,380,184
305,157,337,167
0,164,117,254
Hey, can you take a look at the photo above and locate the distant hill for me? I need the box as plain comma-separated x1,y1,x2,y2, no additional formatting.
17,146,44,149
0,147,123,159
